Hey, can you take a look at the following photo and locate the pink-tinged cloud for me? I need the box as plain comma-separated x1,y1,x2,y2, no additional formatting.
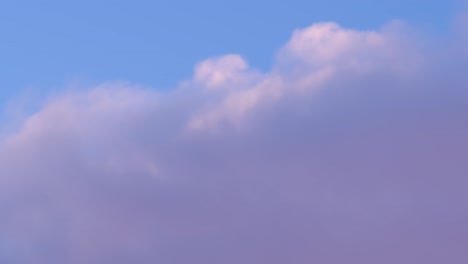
0,21,468,263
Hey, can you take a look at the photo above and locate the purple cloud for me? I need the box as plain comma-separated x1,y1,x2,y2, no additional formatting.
0,20,468,263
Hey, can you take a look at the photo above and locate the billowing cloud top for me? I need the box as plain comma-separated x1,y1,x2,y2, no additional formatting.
1,21,468,264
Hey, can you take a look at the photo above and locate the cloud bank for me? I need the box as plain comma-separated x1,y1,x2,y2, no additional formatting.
1,20,468,263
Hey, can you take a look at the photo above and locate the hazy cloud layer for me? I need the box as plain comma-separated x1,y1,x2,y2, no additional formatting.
1,21,468,263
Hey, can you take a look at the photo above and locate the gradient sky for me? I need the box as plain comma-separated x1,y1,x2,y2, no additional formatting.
0,0,460,97
1,1,468,264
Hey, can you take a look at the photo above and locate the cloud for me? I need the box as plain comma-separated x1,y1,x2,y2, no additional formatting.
188,22,422,132
0,20,468,264
193,54,251,90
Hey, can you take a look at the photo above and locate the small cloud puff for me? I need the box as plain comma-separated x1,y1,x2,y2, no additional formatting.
194,54,250,90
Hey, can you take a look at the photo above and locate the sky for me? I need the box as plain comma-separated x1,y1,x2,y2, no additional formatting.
0,0,460,97
1,1,468,263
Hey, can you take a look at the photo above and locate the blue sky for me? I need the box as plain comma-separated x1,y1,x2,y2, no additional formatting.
0,0,459,102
